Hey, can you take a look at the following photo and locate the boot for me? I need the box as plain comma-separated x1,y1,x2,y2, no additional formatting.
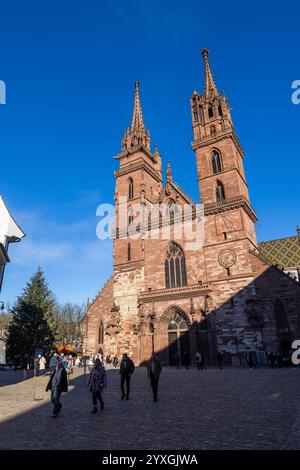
91,406,97,414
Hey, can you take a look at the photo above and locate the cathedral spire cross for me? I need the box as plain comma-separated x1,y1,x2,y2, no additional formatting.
201,48,219,97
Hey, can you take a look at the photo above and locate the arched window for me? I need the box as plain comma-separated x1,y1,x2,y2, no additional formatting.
208,105,214,118
127,242,131,261
128,206,134,227
216,180,225,202
165,242,187,288
210,125,216,137
98,321,104,344
128,178,134,200
212,150,222,174
274,299,290,336
168,199,178,219
218,104,223,116
168,311,189,331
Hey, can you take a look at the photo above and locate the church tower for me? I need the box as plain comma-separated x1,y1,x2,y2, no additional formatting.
111,81,163,359
191,49,258,253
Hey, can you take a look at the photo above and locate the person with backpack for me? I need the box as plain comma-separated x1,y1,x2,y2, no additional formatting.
119,353,135,400
87,358,107,414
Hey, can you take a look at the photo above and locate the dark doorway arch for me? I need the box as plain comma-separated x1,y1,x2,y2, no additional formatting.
167,310,190,366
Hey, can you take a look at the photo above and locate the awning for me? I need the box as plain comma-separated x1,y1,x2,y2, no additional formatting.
0,195,25,247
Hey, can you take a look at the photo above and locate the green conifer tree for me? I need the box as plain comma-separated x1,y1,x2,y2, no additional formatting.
6,267,57,363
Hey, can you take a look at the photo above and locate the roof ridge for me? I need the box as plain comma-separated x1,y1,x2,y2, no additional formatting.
88,274,113,309
169,180,196,205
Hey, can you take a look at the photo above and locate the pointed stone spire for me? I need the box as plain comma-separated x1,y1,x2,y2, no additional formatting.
121,80,150,150
166,161,173,182
201,48,219,97
131,80,145,131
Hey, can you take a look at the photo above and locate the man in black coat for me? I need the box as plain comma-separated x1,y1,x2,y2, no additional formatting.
119,353,135,400
46,360,68,417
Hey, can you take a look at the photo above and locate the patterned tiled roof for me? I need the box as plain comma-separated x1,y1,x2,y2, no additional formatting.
258,234,300,269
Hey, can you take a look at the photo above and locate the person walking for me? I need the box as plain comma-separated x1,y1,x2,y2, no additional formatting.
247,352,257,370
113,355,118,368
147,352,162,402
217,351,223,370
268,352,275,368
119,353,135,400
87,358,107,414
195,351,202,370
39,355,46,376
45,359,68,418
49,353,58,372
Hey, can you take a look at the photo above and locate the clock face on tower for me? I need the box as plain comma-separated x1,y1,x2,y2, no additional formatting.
218,249,237,268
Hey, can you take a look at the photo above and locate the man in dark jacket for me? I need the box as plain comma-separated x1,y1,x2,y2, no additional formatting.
147,352,162,402
119,353,135,400
46,360,68,417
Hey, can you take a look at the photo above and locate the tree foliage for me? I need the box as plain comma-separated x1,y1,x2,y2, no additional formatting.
5,267,57,361
55,303,85,349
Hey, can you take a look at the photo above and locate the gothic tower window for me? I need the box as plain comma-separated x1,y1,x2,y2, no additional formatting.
274,299,290,336
208,105,214,118
210,125,216,137
218,104,223,116
165,242,187,288
216,180,225,202
128,206,134,226
128,178,134,200
127,242,131,261
212,150,222,174
168,199,178,220
98,321,104,344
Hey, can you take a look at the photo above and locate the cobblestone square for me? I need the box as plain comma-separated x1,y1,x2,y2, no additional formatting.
0,367,299,450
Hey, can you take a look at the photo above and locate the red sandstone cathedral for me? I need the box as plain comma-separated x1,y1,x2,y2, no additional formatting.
83,50,300,366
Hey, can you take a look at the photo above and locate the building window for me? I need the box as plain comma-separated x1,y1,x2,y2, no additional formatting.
128,178,134,200
168,199,178,219
218,104,223,116
168,311,189,331
128,206,134,226
212,150,222,174
216,180,225,202
98,321,104,344
208,105,214,118
165,242,187,288
274,299,290,336
127,242,131,261
210,125,216,137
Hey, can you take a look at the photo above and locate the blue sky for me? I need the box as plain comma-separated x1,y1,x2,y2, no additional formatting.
0,0,299,306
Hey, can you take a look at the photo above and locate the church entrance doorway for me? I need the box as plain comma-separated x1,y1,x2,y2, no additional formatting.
168,311,190,366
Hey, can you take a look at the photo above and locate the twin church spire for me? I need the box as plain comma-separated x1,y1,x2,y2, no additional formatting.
201,48,219,98
121,80,151,151
122,48,222,153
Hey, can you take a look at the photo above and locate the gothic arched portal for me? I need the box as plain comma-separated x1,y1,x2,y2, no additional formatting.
166,308,191,366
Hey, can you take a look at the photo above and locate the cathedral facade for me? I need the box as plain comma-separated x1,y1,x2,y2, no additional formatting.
83,50,300,366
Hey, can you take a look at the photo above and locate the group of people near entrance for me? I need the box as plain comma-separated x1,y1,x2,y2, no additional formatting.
45,352,162,417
